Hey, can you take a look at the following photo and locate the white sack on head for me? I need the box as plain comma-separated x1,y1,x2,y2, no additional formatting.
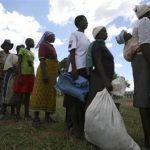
134,4,150,18
92,26,104,38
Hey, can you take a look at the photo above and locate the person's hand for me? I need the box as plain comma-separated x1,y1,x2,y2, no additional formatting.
105,80,113,92
12,66,18,73
18,75,24,85
71,69,78,80
28,60,33,67
42,74,49,85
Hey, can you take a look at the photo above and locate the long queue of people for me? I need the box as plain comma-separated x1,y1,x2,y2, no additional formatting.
0,33,58,125
0,3,150,150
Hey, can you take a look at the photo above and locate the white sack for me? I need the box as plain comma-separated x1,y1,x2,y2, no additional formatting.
111,76,127,96
85,88,141,150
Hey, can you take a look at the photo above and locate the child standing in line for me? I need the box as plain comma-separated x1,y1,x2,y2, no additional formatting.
7,45,25,120
14,38,35,120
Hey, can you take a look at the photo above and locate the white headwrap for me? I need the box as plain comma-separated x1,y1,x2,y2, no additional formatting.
36,31,54,48
134,4,150,19
115,30,126,44
92,26,104,38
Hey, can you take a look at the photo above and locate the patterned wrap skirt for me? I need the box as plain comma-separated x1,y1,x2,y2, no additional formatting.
30,59,58,113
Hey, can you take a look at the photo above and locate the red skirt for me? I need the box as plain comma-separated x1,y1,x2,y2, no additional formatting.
14,75,35,93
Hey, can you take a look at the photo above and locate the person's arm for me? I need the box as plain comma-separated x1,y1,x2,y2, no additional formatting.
69,49,78,80
39,44,49,84
68,33,78,80
138,17,150,66
40,58,49,84
18,55,24,84
140,44,150,66
92,42,113,91
12,55,18,73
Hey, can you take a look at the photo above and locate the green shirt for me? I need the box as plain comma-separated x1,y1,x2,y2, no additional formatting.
86,39,105,68
19,48,35,75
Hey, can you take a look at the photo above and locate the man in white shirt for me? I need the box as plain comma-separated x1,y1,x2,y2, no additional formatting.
68,30,90,73
67,15,90,139
68,15,90,78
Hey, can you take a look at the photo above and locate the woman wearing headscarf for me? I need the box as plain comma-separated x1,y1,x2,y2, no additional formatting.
133,4,150,149
30,31,58,128
67,15,90,139
0,39,13,119
85,26,114,109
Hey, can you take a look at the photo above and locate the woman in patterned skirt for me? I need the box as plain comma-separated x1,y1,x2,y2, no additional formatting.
30,31,58,128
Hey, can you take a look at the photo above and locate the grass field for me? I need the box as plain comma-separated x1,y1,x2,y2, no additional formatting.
0,96,143,150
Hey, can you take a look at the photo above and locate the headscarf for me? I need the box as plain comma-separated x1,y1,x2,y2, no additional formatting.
92,26,104,38
134,4,150,19
115,30,126,44
36,31,54,48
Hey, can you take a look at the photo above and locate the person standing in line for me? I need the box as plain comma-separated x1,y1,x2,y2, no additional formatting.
8,45,25,120
68,15,90,139
14,38,35,120
0,39,14,119
85,26,114,109
1,45,23,119
30,31,58,128
133,4,150,149
59,56,73,130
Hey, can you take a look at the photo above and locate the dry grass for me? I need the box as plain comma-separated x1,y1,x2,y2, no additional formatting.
0,96,144,150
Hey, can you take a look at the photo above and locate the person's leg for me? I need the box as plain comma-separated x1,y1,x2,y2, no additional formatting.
16,101,21,117
33,111,41,128
0,91,2,108
0,103,7,114
11,105,15,115
45,111,50,123
0,103,7,120
24,93,32,119
16,93,22,119
139,108,150,148
63,94,72,129
45,111,56,123
77,100,85,139
34,111,40,121
66,107,72,129
11,104,18,120
69,98,80,138
12,92,20,117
